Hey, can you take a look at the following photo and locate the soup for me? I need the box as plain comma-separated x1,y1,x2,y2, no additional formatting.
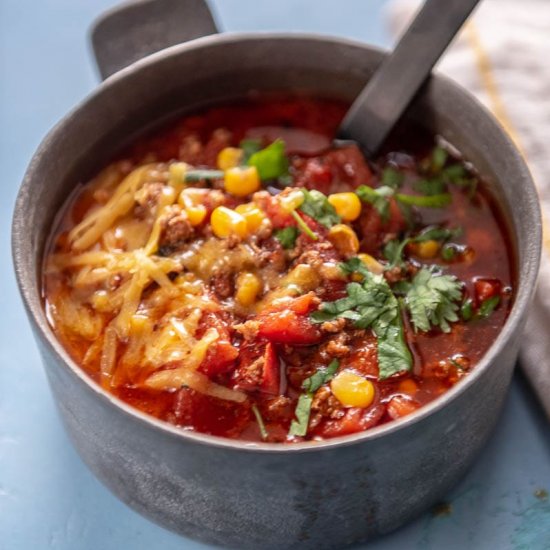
43,97,513,442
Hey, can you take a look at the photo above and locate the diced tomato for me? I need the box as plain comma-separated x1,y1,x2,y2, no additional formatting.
262,195,294,229
342,336,379,378
258,310,322,345
386,395,420,420
474,278,501,304
316,403,385,438
172,387,250,438
198,312,239,377
234,341,281,395
264,292,318,315
299,158,333,193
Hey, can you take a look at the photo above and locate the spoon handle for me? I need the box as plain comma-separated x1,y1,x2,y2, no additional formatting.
339,0,480,156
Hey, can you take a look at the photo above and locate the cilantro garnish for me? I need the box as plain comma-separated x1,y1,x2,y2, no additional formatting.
384,226,462,268
251,404,269,441
405,268,462,333
274,226,299,249
413,178,447,196
288,359,340,437
476,296,501,319
356,184,452,217
298,189,341,228
356,185,394,222
247,139,289,181
381,167,404,189
302,359,340,393
461,298,474,321
311,258,412,379
184,169,224,182
288,394,313,437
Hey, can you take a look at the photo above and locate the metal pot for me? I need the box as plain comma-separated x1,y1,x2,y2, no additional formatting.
11,1,541,548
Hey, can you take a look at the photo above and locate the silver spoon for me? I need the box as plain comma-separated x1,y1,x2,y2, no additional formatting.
338,0,481,157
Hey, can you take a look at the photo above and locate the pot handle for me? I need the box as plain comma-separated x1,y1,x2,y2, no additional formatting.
90,0,220,80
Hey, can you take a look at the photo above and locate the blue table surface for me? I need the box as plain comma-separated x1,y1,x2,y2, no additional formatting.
1,1,549,549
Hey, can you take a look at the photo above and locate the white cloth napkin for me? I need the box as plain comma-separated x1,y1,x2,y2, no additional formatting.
387,0,550,418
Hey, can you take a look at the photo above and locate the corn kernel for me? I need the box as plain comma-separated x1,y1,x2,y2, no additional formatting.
415,239,440,259
398,378,418,395
331,370,375,408
279,189,304,213
235,203,266,233
186,204,207,226
328,224,360,257
282,264,321,292
328,192,362,221
224,166,261,197
217,147,243,170
358,253,384,275
235,272,262,306
210,206,248,238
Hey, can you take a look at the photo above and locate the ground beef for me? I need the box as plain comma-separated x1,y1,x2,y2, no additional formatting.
210,272,234,299
158,205,193,253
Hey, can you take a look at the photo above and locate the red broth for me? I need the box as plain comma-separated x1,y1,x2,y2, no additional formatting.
43,97,513,442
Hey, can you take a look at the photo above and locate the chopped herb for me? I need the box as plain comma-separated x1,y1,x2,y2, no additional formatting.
356,184,452,220
239,138,263,163
431,146,448,172
443,164,466,181
413,178,447,196
381,167,404,189
477,295,501,318
356,185,394,222
441,244,457,262
395,192,452,208
274,226,299,249
184,169,224,182
299,189,341,228
288,393,313,437
312,258,412,379
414,226,462,242
247,139,289,180
302,359,340,393
405,268,463,333
384,238,410,269
288,360,341,438
384,226,461,268
251,404,269,441
291,210,318,240
461,298,474,321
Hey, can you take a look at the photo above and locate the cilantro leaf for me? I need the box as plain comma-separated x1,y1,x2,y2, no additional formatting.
356,184,394,222
288,393,313,437
251,404,268,441
405,268,462,333
247,139,289,180
395,192,452,208
274,226,299,249
302,359,339,393
299,189,341,228
381,167,404,189
184,169,224,182
413,178,447,196
288,360,341,438
414,226,462,242
431,146,448,172
476,296,501,319
377,320,412,380
312,259,412,379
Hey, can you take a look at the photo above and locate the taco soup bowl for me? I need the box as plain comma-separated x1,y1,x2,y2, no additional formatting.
12,28,541,550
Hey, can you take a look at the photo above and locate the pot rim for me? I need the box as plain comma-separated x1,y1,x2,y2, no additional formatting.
12,31,542,454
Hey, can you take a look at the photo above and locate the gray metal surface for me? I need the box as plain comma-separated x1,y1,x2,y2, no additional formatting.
11,20,541,550
339,0,480,156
